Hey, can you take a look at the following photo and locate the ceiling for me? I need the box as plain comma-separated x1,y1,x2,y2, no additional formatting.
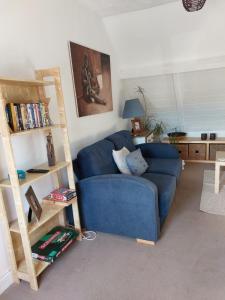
80,0,179,17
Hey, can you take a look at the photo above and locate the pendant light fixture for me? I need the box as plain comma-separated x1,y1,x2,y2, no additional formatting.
182,0,207,12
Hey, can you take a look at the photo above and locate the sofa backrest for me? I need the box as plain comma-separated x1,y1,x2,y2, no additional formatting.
76,139,119,179
105,130,136,152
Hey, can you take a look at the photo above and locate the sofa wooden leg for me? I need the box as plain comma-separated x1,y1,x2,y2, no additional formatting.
136,239,155,246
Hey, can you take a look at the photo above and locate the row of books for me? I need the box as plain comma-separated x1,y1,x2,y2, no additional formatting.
5,102,52,132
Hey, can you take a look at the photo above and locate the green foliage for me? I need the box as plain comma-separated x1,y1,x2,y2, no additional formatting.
152,121,166,137
136,86,166,137
136,86,150,130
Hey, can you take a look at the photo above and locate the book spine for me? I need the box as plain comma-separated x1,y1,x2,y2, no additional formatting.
32,104,38,127
31,104,36,128
25,104,30,129
5,104,13,131
21,104,28,130
14,105,19,130
16,104,24,131
27,104,34,129
10,103,18,132
39,103,46,126
34,103,40,127
38,103,43,127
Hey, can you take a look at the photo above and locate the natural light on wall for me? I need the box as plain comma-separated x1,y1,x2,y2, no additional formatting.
122,67,225,133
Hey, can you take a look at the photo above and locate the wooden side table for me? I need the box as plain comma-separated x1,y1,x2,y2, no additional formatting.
215,151,225,193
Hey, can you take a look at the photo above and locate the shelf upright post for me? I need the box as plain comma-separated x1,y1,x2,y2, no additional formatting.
35,68,81,233
0,188,19,285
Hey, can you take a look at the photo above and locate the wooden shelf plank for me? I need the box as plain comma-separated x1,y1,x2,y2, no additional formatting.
4,97,51,105
42,196,77,207
10,203,63,234
0,161,70,188
17,259,50,281
0,77,54,87
10,124,65,137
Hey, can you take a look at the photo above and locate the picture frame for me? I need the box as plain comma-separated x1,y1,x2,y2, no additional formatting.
131,119,143,136
69,41,113,117
25,186,42,221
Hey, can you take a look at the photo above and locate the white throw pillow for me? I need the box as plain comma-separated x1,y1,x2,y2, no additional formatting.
112,147,131,175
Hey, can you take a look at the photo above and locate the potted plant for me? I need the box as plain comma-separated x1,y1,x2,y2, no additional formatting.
136,86,166,141
136,86,150,131
151,121,166,142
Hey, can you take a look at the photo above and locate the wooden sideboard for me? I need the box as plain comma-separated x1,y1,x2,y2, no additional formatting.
163,137,225,163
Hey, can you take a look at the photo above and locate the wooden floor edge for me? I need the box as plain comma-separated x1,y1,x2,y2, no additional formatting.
136,239,155,246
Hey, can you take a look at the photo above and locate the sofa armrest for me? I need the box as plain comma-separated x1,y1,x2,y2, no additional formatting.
136,143,179,159
76,174,160,242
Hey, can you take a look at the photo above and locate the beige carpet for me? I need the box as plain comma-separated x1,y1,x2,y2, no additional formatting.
200,170,225,215
2,163,225,300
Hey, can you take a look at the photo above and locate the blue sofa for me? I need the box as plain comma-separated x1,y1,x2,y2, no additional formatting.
69,130,182,243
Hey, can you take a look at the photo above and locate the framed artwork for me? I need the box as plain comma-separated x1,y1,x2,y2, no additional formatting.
131,119,143,136
69,41,113,117
25,186,42,221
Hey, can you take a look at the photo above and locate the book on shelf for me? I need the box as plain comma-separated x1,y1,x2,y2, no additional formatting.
9,103,18,132
16,103,24,131
31,226,79,263
5,102,52,132
45,187,76,202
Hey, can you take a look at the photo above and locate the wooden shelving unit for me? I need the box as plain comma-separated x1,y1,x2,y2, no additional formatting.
0,68,81,290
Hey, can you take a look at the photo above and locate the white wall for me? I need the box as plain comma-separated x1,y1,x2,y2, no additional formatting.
104,0,225,135
0,0,125,293
104,0,225,78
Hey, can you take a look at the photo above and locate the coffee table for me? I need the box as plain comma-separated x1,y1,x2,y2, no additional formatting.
215,151,225,193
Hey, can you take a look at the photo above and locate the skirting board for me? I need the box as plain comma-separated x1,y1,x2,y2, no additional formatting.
0,271,13,295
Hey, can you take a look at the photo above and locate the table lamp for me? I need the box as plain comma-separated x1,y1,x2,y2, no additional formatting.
122,98,145,136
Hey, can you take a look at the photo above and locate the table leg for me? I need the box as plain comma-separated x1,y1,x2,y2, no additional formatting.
215,163,220,194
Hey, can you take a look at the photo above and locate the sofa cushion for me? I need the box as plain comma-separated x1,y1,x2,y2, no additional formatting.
112,147,131,175
126,149,148,176
77,140,119,179
105,130,136,152
145,158,182,180
141,172,176,224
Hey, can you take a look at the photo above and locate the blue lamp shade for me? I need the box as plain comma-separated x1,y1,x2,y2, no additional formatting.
122,98,145,119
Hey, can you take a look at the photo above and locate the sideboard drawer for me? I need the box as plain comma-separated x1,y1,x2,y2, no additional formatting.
188,144,206,160
175,144,188,160
209,144,225,161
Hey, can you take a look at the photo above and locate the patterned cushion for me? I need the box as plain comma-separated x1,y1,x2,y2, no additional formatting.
126,149,148,176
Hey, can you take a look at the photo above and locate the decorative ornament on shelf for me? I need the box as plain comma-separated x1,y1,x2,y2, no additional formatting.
46,133,56,167
182,0,207,12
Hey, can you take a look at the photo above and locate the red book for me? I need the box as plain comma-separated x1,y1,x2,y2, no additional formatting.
50,188,76,201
